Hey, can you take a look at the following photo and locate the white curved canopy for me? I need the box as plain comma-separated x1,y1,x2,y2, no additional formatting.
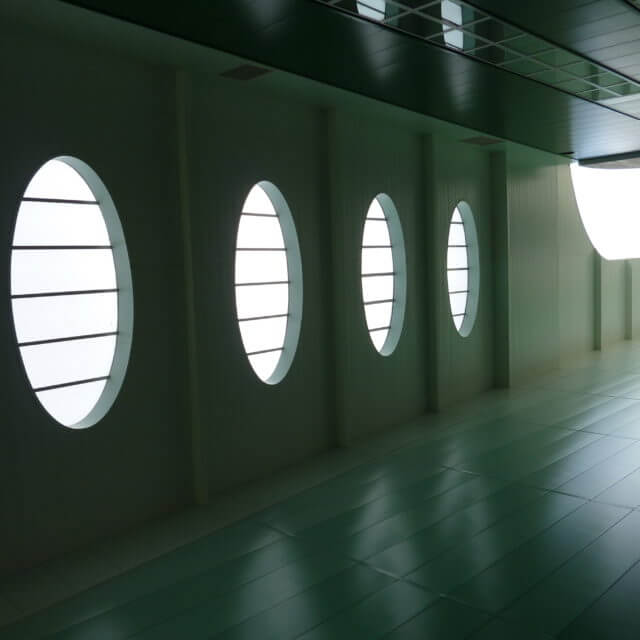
570,163,640,260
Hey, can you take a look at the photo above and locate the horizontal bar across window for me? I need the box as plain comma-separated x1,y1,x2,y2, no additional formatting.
452,313,466,318
235,247,286,252
447,244,468,248
447,267,469,272
19,331,118,348
34,375,109,393
449,290,469,295
234,280,290,287
246,346,284,357
369,325,391,333
12,245,113,250
22,197,99,205
361,271,395,278
362,244,392,249
238,312,288,323
12,288,118,299
241,212,278,218
450,221,464,225
364,298,394,306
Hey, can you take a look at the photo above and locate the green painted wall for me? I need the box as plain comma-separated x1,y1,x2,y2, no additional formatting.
557,164,595,358
0,25,190,572
600,260,627,348
0,8,634,574
508,151,561,382
507,151,606,384
186,78,333,493
430,138,494,408
631,262,640,337
328,113,427,442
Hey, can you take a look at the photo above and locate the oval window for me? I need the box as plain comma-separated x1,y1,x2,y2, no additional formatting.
446,201,479,337
10,157,133,428
360,194,406,355
234,182,302,384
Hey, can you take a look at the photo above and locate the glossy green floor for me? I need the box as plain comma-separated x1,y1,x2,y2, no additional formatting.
9,346,640,638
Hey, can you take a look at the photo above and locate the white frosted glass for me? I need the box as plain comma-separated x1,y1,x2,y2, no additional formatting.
243,185,276,215
24,160,95,201
235,251,288,284
447,247,468,269
447,223,466,246
36,380,107,427
13,202,109,246
361,247,393,274
451,207,463,223
366,198,386,219
449,292,468,315
570,164,640,260
12,292,117,343
357,0,385,19
20,335,116,389
447,269,468,292
369,328,388,351
362,275,394,302
362,219,391,246
237,215,285,249
239,316,287,354
235,283,288,319
365,301,393,330
248,351,281,381
454,315,463,330
11,249,116,295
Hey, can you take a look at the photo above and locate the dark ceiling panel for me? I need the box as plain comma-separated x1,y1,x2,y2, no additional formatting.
59,0,640,159
470,0,640,78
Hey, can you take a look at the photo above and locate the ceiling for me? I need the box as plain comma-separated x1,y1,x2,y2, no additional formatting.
58,0,640,161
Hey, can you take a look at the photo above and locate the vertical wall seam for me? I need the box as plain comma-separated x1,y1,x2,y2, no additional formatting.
490,150,510,388
324,108,349,446
625,260,632,340
176,71,208,504
594,250,602,351
320,108,341,447
422,134,440,410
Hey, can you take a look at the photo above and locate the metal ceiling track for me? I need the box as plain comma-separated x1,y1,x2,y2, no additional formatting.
318,0,640,120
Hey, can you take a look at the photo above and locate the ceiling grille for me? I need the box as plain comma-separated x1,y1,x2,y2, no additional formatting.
317,0,640,120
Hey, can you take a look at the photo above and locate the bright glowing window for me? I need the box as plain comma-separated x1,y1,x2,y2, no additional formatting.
447,201,479,337
360,194,406,355
570,163,640,260
10,157,133,428
234,182,302,383
442,0,463,48
357,0,385,20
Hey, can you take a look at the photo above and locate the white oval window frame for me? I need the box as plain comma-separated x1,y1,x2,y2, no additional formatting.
360,193,407,356
235,180,303,385
10,156,134,429
447,200,479,338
